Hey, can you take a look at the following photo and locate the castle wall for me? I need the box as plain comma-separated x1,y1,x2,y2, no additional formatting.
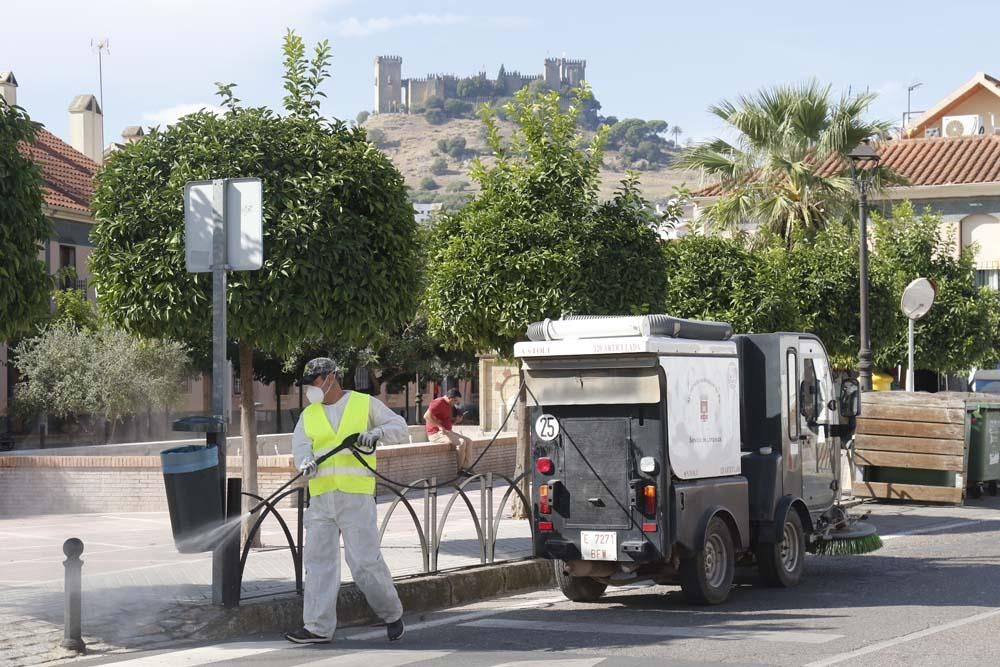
377,57,584,114
405,77,447,110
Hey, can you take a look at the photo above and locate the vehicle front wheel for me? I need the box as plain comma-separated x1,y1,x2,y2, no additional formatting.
756,510,806,588
679,516,735,605
554,560,608,602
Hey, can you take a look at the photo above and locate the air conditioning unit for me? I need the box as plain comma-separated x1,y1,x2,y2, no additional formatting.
924,127,941,138
942,114,983,137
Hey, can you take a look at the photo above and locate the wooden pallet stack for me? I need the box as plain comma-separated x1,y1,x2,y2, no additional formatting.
853,392,971,504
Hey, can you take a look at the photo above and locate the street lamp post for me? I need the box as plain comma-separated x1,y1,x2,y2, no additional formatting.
848,141,881,392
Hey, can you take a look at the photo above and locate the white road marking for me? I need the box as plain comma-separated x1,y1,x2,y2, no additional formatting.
95,640,293,666
803,608,1000,666
0,556,214,588
296,649,452,666
348,594,568,640
881,519,987,541
493,660,603,667
461,618,843,645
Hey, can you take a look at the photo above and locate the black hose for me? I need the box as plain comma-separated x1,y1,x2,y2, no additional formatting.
248,434,361,514
353,380,524,490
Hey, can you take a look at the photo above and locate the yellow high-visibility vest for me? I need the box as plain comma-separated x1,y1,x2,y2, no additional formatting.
303,392,375,497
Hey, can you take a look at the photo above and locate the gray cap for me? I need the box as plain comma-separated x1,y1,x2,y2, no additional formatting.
301,357,339,384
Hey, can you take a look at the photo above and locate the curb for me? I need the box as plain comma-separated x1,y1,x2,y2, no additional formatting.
187,558,556,641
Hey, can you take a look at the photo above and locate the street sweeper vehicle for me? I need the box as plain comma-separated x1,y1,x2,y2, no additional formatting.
514,314,879,605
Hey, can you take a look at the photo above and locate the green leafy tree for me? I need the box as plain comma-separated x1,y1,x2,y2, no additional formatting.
425,86,664,353
356,110,370,125
13,323,191,441
431,157,448,175
444,99,472,118
90,31,418,506
676,81,895,243
425,108,446,125
871,202,1000,373
425,86,664,515
366,127,387,146
0,100,51,339
661,236,797,335
446,136,467,159
420,176,440,191
52,287,98,330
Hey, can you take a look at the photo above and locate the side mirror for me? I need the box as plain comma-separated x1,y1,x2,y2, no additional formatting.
839,379,861,418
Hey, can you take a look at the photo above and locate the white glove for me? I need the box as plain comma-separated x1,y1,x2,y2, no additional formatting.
357,429,382,451
298,458,318,478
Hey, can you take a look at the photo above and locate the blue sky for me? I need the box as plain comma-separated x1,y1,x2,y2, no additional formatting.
3,0,997,149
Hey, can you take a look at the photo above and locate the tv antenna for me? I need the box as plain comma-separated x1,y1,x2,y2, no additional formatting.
91,38,110,113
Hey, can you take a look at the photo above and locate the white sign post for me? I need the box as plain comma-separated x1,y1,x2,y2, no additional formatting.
900,278,936,392
183,177,262,606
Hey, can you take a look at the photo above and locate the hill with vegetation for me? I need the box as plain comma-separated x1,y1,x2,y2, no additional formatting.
359,112,704,209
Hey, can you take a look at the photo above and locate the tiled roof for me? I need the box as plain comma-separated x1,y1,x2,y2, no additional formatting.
815,135,1000,186
20,129,98,216
695,134,1000,198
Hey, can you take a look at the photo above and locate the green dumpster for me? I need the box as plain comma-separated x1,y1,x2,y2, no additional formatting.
967,403,1000,498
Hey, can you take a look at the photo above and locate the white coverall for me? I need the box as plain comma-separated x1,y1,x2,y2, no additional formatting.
292,391,409,638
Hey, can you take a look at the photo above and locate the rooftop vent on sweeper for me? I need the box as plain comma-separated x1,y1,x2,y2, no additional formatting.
525,314,732,342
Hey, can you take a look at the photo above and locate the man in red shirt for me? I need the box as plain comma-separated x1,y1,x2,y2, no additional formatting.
424,388,473,475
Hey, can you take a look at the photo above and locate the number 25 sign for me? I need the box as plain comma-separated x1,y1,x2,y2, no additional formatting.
535,414,560,442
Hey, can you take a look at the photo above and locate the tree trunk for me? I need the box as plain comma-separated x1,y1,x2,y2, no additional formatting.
511,366,531,520
239,341,261,547
275,380,283,434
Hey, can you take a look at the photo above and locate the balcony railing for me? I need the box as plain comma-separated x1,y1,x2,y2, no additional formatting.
58,279,88,294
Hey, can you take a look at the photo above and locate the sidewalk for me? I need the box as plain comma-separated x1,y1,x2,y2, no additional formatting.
0,486,533,667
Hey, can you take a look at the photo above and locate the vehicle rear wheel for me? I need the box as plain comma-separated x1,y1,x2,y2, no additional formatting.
756,510,805,588
554,560,607,602
679,516,735,605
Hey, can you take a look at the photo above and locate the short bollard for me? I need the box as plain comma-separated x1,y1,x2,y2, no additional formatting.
61,538,85,653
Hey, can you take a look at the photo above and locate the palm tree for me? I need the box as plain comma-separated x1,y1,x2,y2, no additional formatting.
675,81,895,243
671,125,682,146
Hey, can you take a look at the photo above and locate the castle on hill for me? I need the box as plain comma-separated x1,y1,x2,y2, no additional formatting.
374,56,586,113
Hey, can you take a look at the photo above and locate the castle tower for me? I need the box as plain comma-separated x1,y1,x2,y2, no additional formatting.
544,58,561,89
560,59,586,88
543,58,587,89
374,56,403,113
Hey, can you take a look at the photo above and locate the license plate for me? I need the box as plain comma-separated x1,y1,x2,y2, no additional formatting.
580,530,617,561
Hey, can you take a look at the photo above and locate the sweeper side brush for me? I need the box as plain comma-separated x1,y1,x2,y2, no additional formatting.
814,520,883,555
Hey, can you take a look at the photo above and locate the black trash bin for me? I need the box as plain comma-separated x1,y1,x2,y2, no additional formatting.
160,444,225,553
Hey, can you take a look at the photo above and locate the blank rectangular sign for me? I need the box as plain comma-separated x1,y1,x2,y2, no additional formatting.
184,177,263,273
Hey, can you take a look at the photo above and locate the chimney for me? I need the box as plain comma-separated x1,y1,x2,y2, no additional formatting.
121,125,144,144
0,71,17,107
68,94,104,164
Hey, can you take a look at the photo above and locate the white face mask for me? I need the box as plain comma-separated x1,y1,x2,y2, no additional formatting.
305,375,334,404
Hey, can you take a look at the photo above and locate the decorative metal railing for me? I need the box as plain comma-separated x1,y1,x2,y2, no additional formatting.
236,471,532,602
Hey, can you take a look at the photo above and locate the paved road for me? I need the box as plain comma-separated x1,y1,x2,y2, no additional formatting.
57,496,1000,667
0,485,531,666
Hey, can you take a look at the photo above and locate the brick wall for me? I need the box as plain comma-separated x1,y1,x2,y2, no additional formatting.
0,436,516,517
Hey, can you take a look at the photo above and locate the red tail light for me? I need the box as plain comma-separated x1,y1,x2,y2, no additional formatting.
538,484,551,514
538,521,553,532
536,457,554,475
643,484,656,517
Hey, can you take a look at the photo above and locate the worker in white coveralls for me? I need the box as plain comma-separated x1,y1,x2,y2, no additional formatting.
285,357,408,644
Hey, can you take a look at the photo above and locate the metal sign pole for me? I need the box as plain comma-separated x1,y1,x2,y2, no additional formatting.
210,178,229,605
906,319,915,392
